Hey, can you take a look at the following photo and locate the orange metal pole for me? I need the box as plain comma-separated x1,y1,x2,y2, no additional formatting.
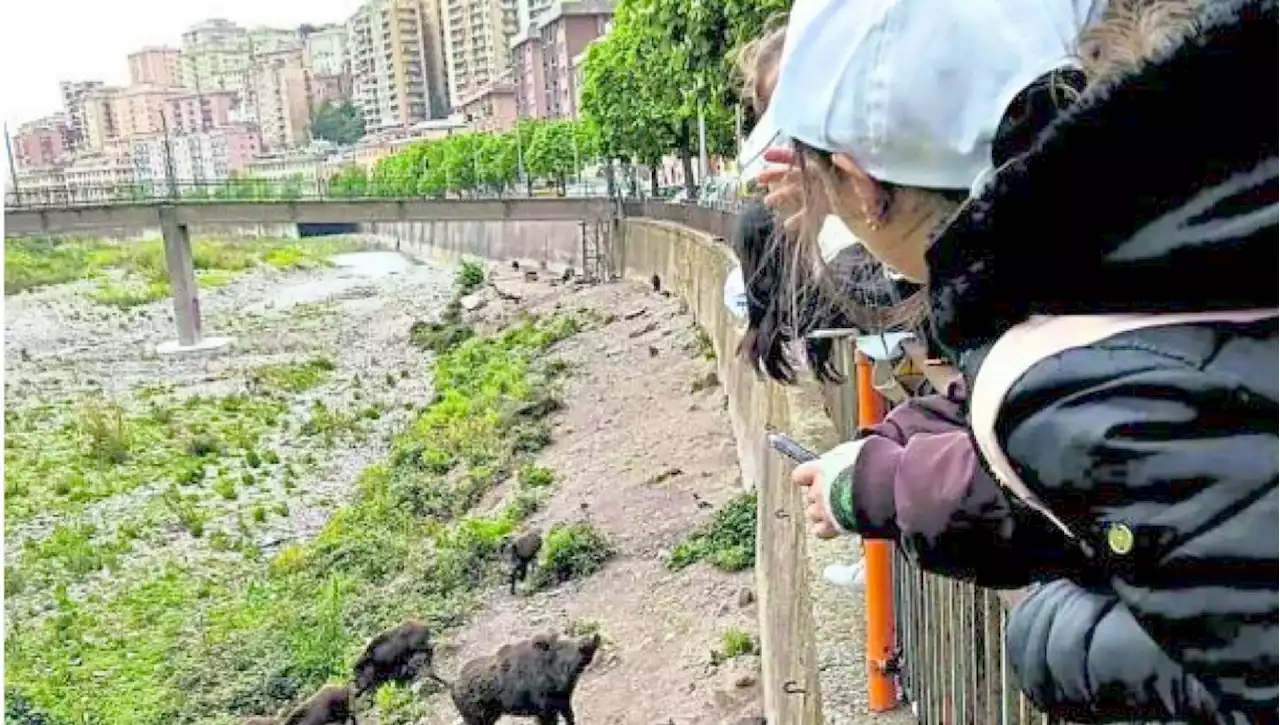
856,351,897,711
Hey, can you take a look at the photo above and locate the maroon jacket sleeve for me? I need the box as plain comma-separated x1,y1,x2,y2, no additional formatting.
825,376,1087,588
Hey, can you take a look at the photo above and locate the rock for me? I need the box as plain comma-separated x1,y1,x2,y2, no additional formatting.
629,321,660,338
524,270,539,282
648,345,660,357
459,293,486,311
733,673,757,689
737,588,755,608
623,308,647,320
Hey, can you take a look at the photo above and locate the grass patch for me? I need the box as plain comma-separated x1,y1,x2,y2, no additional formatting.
518,463,555,489
249,357,336,393
4,394,286,525
90,279,171,308
4,236,363,299
669,492,757,572
711,627,757,665
530,522,614,590
688,324,716,361
456,259,487,296
4,312,585,725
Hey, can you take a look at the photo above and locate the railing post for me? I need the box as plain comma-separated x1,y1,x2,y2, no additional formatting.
855,349,899,711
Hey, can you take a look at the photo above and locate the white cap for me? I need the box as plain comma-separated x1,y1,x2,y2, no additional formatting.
769,0,1102,190
738,105,787,185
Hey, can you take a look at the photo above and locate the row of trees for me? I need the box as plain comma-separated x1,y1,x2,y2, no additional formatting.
579,0,789,197
328,118,603,199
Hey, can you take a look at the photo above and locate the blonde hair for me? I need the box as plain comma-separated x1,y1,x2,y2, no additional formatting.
735,17,788,115
1077,0,1202,80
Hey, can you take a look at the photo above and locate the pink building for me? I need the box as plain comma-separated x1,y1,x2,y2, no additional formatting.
128,47,184,87
459,75,518,133
510,1,613,120
12,115,72,169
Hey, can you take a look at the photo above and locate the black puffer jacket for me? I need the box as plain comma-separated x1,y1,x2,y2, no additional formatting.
925,1,1278,722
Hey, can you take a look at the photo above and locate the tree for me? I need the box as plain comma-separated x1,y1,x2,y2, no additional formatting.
526,121,580,195
579,0,790,196
312,101,366,146
329,165,369,198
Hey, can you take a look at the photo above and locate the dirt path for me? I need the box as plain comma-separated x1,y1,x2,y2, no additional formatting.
421,270,763,725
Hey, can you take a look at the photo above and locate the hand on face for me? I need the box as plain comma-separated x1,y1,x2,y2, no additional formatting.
791,460,841,539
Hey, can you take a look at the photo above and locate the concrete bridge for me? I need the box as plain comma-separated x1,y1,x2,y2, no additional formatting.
3,197,617,236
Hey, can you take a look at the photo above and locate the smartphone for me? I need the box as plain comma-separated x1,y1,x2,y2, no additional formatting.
767,431,818,463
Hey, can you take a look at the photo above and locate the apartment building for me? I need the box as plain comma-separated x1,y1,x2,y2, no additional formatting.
60,80,105,151
12,166,68,204
64,155,137,202
82,87,121,151
12,115,72,170
347,0,450,131
517,0,555,32
131,125,261,186
128,47,184,87
249,26,302,55
458,74,517,133
181,19,252,95
250,48,313,151
510,1,612,120
303,23,349,76
441,0,520,109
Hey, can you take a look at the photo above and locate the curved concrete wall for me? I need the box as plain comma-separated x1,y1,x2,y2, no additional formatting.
363,217,838,725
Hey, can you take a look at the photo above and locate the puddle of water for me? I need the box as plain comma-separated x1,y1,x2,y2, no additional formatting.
249,251,421,312
331,251,414,277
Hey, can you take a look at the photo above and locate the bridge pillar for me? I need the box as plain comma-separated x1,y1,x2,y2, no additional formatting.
156,207,232,355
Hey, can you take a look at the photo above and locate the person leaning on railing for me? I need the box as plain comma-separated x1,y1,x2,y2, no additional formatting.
753,0,1277,722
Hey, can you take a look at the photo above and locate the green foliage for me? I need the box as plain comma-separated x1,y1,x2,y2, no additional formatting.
4,313,586,725
531,522,615,590
456,260,487,295
720,627,757,658
311,101,366,145
250,357,337,393
669,492,757,571
579,0,790,185
4,236,360,302
518,463,555,489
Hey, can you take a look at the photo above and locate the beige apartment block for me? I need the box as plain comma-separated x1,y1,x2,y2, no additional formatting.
60,80,105,151
458,74,517,133
251,48,314,151
303,23,350,77
442,0,520,110
128,47,184,87
511,1,613,120
348,0,450,131
181,19,252,95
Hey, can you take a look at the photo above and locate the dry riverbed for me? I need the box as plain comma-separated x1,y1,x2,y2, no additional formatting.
3,237,761,725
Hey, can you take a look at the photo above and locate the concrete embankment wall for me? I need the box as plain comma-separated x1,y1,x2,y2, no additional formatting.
363,218,842,725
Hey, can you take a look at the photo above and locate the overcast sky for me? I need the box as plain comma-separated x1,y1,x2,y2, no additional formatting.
1,0,363,129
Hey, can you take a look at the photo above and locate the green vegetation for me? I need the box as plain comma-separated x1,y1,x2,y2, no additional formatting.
669,492,757,572
250,357,337,393
457,259,487,295
711,627,757,665
530,522,615,590
721,627,757,658
579,0,789,197
4,393,286,524
311,100,366,146
328,117,600,200
4,236,362,297
519,462,556,489
4,312,587,725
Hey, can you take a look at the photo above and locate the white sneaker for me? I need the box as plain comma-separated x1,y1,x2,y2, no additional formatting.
823,560,866,588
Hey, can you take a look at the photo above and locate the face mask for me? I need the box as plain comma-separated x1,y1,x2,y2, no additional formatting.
723,266,749,321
